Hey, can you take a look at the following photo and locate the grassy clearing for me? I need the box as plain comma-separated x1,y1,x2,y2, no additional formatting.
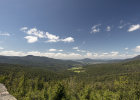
68,67,85,73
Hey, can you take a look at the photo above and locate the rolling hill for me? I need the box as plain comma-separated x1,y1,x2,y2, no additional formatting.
0,55,80,71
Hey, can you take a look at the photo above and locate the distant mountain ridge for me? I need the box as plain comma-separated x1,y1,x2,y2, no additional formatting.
124,55,140,61
76,55,140,64
0,55,80,69
77,55,140,64
77,58,122,64
0,55,140,67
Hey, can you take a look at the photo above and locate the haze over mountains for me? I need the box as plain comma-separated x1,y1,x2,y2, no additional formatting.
77,55,140,64
76,58,121,64
0,55,140,66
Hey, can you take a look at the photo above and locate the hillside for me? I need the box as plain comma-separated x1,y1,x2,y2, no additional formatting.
1,59,140,99
0,55,80,71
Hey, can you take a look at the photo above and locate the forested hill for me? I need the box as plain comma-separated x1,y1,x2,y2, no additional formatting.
0,55,80,69
1,59,140,99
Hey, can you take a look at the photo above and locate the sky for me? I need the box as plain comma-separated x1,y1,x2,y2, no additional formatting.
0,0,140,59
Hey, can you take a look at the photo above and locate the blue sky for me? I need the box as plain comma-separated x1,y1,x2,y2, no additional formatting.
0,0,140,59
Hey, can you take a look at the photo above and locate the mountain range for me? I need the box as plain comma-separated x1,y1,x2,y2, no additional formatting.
0,55,80,71
76,55,140,64
0,55,140,67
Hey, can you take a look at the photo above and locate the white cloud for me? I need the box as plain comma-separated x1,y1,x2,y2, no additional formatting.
73,47,86,53
102,53,109,55
46,32,59,40
111,51,119,56
125,48,128,50
128,24,140,32
24,36,38,43
0,47,4,50
20,27,28,31
83,51,136,59
106,26,111,31
27,28,37,34
46,37,74,43
73,47,79,50
45,32,60,43
21,27,45,39
27,28,45,38
0,32,10,36
0,50,137,59
49,49,64,52
76,49,86,53
133,45,140,52
61,37,74,42
90,24,101,34
21,27,74,43
76,49,80,52
59,49,63,52
47,39,58,43
0,50,25,56
85,51,119,59
49,49,57,52
85,52,92,58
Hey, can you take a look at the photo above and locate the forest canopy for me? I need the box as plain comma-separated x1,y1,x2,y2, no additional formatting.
1,59,140,100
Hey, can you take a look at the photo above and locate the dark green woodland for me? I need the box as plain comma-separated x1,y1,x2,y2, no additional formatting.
0,55,140,100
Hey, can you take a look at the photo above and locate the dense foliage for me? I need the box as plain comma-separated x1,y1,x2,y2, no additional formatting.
1,60,140,100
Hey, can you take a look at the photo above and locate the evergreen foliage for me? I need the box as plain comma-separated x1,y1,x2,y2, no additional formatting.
1,60,140,100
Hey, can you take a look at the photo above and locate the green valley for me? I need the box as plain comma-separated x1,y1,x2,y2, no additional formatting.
0,56,140,100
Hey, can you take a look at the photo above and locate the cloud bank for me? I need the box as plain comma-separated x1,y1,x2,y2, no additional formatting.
20,27,74,43
0,50,136,60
